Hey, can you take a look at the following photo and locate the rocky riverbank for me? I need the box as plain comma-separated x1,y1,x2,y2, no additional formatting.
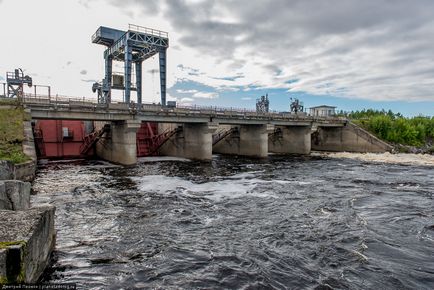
392,142,434,154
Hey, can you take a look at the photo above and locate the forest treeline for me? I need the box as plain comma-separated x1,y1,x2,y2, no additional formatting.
344,109,434,147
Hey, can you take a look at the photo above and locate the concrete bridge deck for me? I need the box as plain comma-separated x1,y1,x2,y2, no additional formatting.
22,95,347,127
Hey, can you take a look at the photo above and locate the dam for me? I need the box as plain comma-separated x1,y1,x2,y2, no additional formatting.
23,95,391,165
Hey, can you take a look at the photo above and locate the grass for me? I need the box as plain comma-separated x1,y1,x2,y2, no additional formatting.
0,106,30,164
0,241,27,284
0,241,26,249
0,98,20,106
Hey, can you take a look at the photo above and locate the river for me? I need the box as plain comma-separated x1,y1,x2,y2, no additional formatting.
31,153,434,289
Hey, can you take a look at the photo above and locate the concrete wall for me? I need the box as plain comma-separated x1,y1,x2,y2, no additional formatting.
13,162,37,182
0,162,13,180
212,125,239,155
96,120,141,165
0,181,30,211
0,206,56,283
17,114,38,182
159,122,218,161
213,124,272,158
312,122,393,153
268,126,311,155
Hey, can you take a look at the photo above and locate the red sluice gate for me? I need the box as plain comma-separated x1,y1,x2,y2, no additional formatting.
136,122,159,157
33,120,161,159
34,120,95,158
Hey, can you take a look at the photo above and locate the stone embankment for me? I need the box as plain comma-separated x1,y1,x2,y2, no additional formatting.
0,110,56,284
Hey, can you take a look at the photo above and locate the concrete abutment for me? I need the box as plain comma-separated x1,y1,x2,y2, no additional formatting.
312,122,393,153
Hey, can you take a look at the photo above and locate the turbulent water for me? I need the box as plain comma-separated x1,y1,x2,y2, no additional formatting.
31,153,434,290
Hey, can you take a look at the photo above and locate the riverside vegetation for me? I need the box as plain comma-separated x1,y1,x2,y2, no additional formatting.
346,109,434,153
0,101,30,164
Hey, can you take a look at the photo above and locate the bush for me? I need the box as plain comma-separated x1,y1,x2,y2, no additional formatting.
348,110,434,146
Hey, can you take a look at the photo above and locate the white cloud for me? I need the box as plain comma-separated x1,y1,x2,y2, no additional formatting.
161,0,434,102
193,91,219,99
179,97,194,103
176,89,198,94
241,97,252,101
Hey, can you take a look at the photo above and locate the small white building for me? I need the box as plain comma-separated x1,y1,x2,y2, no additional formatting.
309,105,336,117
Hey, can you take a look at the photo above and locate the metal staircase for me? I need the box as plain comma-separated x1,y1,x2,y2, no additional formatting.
212,127,238,146
268,128,282,143
80,124,110,154
137,126,182,156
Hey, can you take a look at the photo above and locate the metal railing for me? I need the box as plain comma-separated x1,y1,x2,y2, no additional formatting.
128,24,168,38
17,93,347,122
91,27,102,42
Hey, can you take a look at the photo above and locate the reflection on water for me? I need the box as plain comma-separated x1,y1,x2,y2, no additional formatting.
32,154,434,289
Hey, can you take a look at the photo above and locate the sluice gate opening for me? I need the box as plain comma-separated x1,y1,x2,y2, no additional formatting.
33,120,169,159
136,122,181,157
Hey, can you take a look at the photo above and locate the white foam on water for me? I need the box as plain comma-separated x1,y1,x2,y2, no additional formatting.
137,156,191,163
317,152,434,166
227,171,312,185
38,158,85,164
132,173,284,201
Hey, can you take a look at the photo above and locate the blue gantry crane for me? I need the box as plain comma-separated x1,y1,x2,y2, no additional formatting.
92,24,169,106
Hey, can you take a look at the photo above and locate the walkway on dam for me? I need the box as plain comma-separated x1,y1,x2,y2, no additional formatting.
21,95,347,127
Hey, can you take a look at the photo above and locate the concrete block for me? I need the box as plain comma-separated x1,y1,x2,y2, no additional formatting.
1,181,30,211
0,249,7,278
0,182,12,210
0,205,56,283
13,161,37,182
0,161,13,180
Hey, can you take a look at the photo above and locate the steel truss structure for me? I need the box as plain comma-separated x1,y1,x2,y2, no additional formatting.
5,69,32,99
256,94,270,113
92,24,169,106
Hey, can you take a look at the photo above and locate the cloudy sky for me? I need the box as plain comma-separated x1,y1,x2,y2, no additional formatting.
0,0,433,116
